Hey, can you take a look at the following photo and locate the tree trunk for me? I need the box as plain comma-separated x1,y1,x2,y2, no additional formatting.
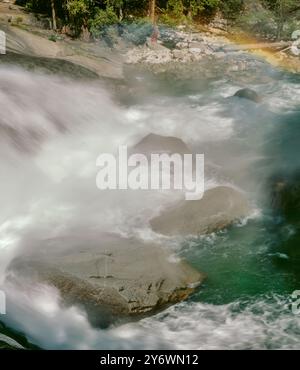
119,7,123,22
51,0,57,30
150,0,156,24
276,0,284,41
276,20,284,40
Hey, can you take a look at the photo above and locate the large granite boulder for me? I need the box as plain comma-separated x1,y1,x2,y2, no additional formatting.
150,186,250,236
7,234,204,327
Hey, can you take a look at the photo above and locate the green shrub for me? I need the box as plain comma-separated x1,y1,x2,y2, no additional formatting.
48,34,57,42
237,7,277,38
120,18,153,45
220,0,243,20
89,7,119,38
160,13,188,27
160,0,187,26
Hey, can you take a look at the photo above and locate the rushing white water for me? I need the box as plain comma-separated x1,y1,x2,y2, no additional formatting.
0,66,299,349
0,67,239,261
4,284,300,349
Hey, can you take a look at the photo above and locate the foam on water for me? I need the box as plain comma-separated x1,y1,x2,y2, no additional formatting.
0,67,238,258
3,283,299,349
266,81,300,113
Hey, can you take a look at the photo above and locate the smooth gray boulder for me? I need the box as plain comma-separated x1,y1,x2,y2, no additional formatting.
150,186,250,236
7,233,204,326
233,88,262,103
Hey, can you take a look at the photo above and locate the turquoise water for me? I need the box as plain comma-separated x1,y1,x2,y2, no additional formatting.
183,220,298,304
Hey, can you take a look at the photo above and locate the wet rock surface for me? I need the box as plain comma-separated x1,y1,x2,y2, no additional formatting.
150,186,250,236
234,88,262,103
0,52,98,79
7,234,204,327
0,334,24,349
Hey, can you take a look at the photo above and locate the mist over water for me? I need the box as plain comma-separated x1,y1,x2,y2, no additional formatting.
0,62,300,349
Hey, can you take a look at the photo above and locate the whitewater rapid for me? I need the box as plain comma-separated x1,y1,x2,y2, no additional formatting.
4,285,300,350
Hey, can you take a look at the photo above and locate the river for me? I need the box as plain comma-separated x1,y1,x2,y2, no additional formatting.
0,50,300,349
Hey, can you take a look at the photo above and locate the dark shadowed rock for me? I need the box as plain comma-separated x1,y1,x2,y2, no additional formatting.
0,334,24,350
150,186,250,236
0,52,98,79
270,171,300,223
7,234,204,327
234,88,262,103
131,133,191,156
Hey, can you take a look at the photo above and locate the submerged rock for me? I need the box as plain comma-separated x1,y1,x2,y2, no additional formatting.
233,88,262,103
150,186,250,236
7,234,204,327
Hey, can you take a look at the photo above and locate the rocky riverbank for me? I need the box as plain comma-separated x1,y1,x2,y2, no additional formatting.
2,1,300,83
0,1,123,79
126,31,229,65
2,0,300,83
